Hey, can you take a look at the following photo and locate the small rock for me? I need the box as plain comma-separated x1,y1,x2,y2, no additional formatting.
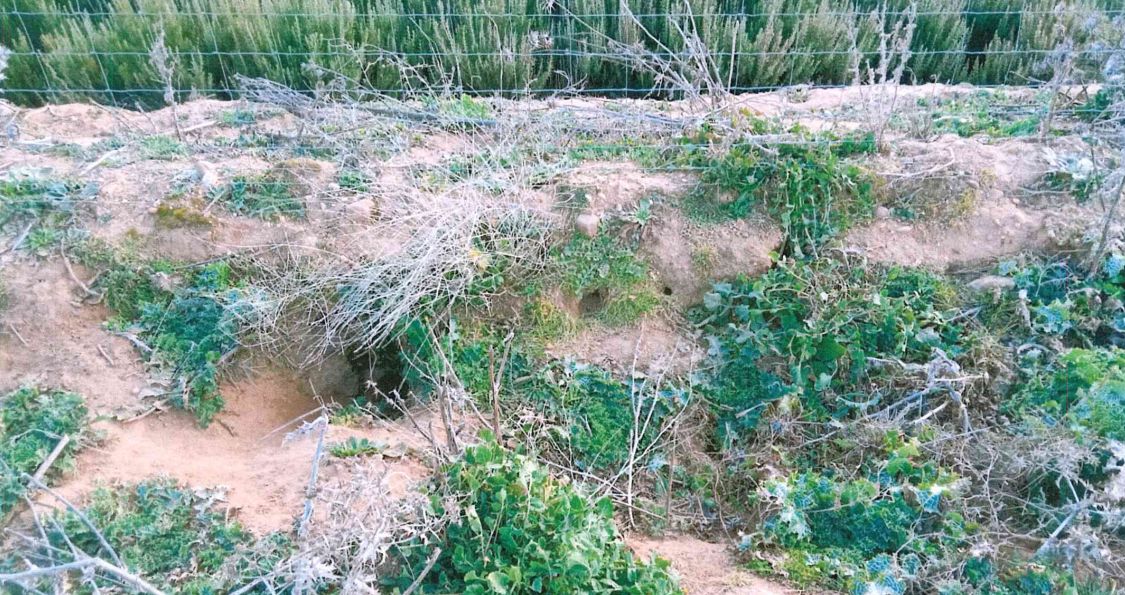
150,271,177,293
193,160,222,192
967,275,1015,293
344,198,376,222
575,212,601,237
875,206,892,219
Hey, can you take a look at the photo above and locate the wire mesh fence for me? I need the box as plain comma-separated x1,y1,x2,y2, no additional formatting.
1,0,1123,107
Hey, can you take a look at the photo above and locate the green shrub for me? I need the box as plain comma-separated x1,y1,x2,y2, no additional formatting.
758,432,966,593
979,254,1125,348
3,480,290,593
553,362,687,472
137,263,242,425
388,439,681,595
1076,87,1123,122
93,258,244,426
554,232,656,324
138,135,188,160
0,387,87,519
1010,347,1125,441
686,127,878,257
558,233,647,297
693,260,970,444
915,90,1045,138
399,322,686,472
337,168,372,191
220,108,259,126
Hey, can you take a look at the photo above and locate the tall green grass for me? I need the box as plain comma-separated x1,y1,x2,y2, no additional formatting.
1,0,1120,106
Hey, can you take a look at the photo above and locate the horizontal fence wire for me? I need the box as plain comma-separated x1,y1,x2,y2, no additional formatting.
5,9,1125,17
4,49,1121,58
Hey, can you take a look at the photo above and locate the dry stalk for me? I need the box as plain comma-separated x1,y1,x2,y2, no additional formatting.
848,2,917,143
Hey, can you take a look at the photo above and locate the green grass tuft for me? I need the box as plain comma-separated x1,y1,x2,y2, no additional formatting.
226,174,306,220
138,135,188,160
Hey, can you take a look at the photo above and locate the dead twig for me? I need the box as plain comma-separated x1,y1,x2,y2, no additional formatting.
0,557,165,595
401,547,442,595
112,331,153,354
31,435,71,483
60,244,100,300
7,322,29,347
3,217,36,253
96,344,115,367
78,147,125,177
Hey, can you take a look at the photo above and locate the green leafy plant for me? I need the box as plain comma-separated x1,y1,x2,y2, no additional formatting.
1076,86,1123,122
399,320,686,472
138,263,243,426
337,168,372,191
522,297,577,343
388,439,681,594
686,126,878,257
329,396,376,426
0,387,87,519
694,259,971,444
219,108,258,126
915,90,1045,138
329,436,386,458
981,255,1125,348
554,232,656,324
757,431,966,593
93,258,245,427
1009,347,1125,441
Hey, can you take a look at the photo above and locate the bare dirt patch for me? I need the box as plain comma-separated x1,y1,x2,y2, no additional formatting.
644,208,781,305
851,135,1098,269
567,161,697,213
0,260,146,415
52,368,429,535
546,317,703,377
629,535,799,595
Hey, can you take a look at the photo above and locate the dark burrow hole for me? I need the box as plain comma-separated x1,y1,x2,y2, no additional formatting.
662,285,673,296
347,340,410,406
579,288,607,315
